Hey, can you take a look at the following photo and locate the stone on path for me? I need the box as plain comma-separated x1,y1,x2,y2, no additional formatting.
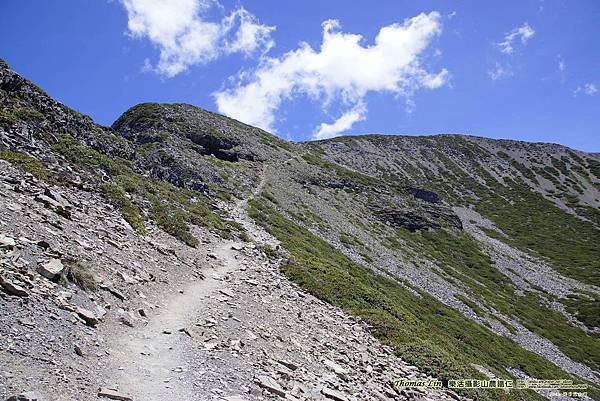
97,388,134,401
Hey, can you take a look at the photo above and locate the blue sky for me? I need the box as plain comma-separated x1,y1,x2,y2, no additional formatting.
1,0,598,151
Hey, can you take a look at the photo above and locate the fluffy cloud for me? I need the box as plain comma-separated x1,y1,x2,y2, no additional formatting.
575,83,598,96
121,0,274,77
498,23,535,54
314,103,367,140
214,12,448,138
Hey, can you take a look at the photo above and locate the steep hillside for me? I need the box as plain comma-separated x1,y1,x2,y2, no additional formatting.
1,60,599,401
246,135,600,400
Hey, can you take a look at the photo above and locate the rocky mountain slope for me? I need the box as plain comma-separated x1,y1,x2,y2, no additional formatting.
1,59,598,401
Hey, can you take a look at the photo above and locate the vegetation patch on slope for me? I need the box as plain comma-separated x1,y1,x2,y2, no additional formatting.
52,135,238,245
0,150,55,183
411,138,600,288
390,227,600,373
247,198,598,401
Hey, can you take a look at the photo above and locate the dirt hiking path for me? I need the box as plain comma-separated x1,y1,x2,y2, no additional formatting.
106,241,241,401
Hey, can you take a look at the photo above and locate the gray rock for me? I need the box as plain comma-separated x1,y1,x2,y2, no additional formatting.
34,194,70,218
323,358,348,378
277,359,299,371
37,259,64,280
255,375,286,397
76,307,98,327
321,386,349,401
219,288,235,297
0,276,28,297
97,388,133,401
74,343,84,357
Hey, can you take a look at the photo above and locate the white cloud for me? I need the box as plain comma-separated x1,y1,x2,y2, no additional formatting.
121,0,274,77
221,8,275,56
314,103,367,140
488,62,512,81
498,23,535,54
214,12,448,138
575,83,598,96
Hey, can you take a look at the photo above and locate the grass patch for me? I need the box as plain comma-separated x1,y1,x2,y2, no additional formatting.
0,150,54,182
99,183,146,234
62,261,98,291
0,109,18,129
563,293,600,330
407,138,600,288
258,243,279,259
13,107,45,123
261,190,279,205
52,135,132,176
151,202,198,247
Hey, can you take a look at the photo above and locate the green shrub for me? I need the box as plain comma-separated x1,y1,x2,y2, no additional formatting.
564,294,600,330
262,190,279,205
0,150,54,182
99,183,146,234
14,107,45,123
52,135,131,175
112,103,164,131
0,109,18,129
63,261,98,291
258,244,279,259
151,202,198,247
53,136,238,244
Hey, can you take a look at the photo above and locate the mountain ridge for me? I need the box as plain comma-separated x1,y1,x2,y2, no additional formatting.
1,59,599,401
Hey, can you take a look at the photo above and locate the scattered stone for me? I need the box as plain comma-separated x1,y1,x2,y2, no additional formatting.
0,276,28,297
323,358,348,379
34,194,71,219
74,343,84,357
99,284,126,301
0,233,16,249
118,271,136,285
277,359,299,371
219,288,234,298
119,314,135,328
44,188,72,209
255,375,286,397
76,307,98,327
321,386,348,401
97,388,133,401
36,240,51,250
180,326,198,339
37,258,64,280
